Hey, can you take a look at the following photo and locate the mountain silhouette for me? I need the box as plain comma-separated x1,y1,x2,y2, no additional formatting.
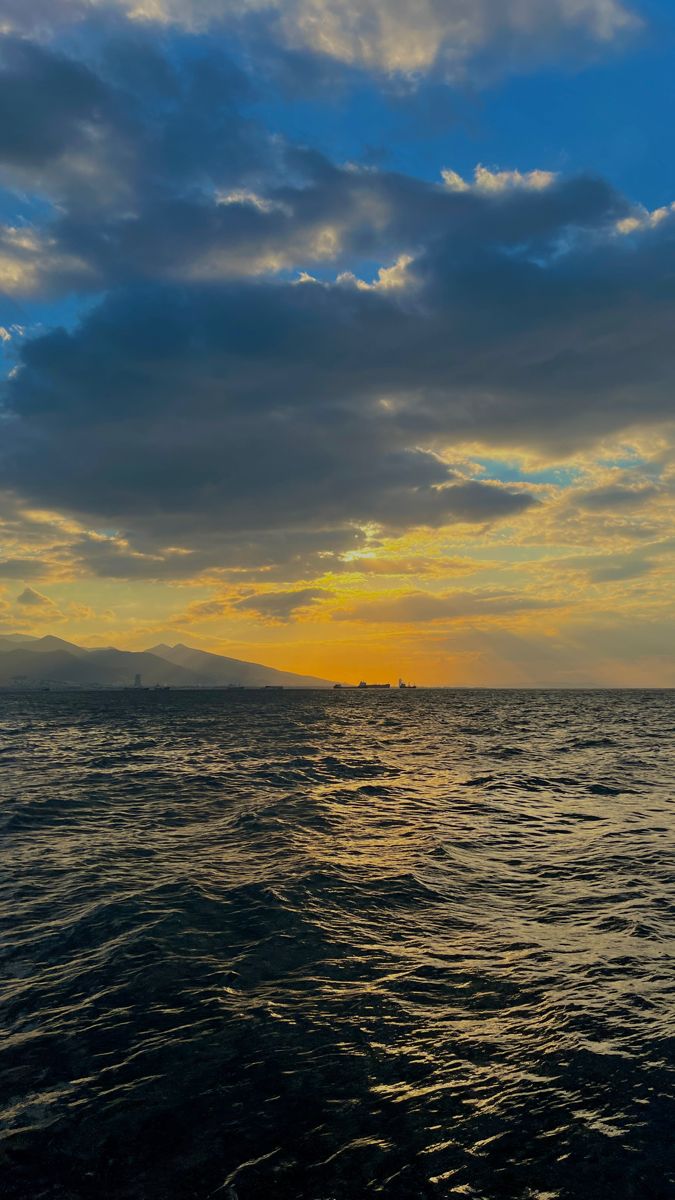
147,643,331,688
0,637,333,688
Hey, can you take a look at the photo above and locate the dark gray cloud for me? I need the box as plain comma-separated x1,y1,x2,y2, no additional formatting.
5,183,675,567
234,587,332,621
585,557,655,582
15,585,56,608
0,558,46,578
0,36,630,297
585,558,654,583
73,526,366,580
0,32,265,228
575,484,659,510
2,276,544,559
0,38,109,169
0,29,635,299
554,549,657,583
87,159,626,287
1,24,674,580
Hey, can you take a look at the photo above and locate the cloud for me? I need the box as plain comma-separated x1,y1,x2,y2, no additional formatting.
0,34,264,233
439,616,675,686
575,484,659,511
336,588,558,622
584,556,654,583
2,273,547,562
72,526,366,580
585,556,655,582
233,586,332,621
3,163,672,569
456,619,672,686
12,0,637,81
176,585,332,623
16,585,50,606
15,585,61,615
177,597,231,621
442,166,557,193
0,35,624,300
0,34,640,309
0,223,92,297
0,31,631,301
553,549,657,583
271,0,640,77
0,37,110,169
72,533,208,580
0,19,673,591
345,554,473,576
0,558,46,578
543,522,675,583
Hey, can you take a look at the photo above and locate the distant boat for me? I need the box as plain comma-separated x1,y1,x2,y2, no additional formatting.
398,678,417,689
357,681,391,688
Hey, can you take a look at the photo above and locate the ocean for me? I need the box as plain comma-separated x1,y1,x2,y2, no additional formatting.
1,688,674,1199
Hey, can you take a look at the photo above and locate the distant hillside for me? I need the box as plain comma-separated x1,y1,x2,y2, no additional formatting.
148,643,333,688
15,635,90,657
77,649,208,687
0,636,334,688
0,648,99,687
0,634,38,648
0,647,204,688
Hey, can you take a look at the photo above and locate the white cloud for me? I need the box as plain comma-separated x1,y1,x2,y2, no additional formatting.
338,253,415,292
616,202,675,236
442,165,557,193
0,225,91,296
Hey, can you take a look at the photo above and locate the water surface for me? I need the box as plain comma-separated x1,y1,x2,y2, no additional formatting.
1,689,674,1198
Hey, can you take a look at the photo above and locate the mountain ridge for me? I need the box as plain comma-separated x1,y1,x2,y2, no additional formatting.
0,636,334,688
146,642,332,688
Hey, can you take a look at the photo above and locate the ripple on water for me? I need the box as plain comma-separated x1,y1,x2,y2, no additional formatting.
0,688,674,1199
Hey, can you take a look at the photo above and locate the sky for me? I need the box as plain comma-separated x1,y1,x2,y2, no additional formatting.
0,0,674,686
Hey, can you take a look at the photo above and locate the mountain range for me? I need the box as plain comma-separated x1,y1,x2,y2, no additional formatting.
0,635,333,689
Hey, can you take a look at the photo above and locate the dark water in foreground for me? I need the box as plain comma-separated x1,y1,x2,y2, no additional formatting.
1,689,674,1200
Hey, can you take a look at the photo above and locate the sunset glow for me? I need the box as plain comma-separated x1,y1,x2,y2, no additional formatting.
0,0,673,684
